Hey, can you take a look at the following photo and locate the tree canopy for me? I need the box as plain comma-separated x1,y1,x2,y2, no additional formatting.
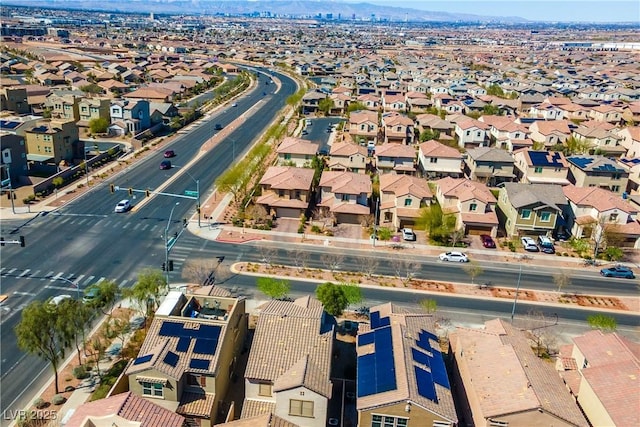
587,314,617,332
257,277,290,300
123,268,167,316
316,282,349,316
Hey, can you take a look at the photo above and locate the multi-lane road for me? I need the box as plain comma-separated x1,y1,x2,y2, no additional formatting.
0,67,638,423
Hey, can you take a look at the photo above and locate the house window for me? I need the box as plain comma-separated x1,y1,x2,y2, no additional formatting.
470,203,478,212
534,167,543,174
289,399,314,417
141,382,163,397
521,209,532,219
372,415,408,427
258,382,272,397
188,374,206,387
489,420,509,427
466,130,471,136
612,173,621,180
540,211,551,222
404,198,412,206
341,193,350,201
611,185,620,192
284,153,291,160
609,213,618,222
430,157,438,163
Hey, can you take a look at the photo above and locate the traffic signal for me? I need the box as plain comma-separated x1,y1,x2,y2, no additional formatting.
183,218,187,227
168,260,174,271
19,236,25,247
128,187,133,196
109,184,115,194
0,237,4,246
162,262,166,271
145,189,150,197
216,256,225,263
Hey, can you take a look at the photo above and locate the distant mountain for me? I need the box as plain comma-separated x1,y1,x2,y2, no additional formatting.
5,0,528,23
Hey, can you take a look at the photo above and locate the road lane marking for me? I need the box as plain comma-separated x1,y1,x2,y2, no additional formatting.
83,275,96,286
17,269,31,277
7,268,17,275
42,271,54,280
13,291,36,296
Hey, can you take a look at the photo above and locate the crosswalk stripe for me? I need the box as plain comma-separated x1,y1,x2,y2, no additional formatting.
140,224,149,231
96,277,105,283
83,275,96,286
76,218,87,225
122,222,130,229
17,269,31,277
0,268,6,275
14,291,36,296
7,268,17,275
51,272,64,282
31,269,41,278
42,271,54,280
76,274,86,284
119,279,129,288
45,285,78,292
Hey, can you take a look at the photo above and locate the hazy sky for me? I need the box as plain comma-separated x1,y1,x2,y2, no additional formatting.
344,1,640,22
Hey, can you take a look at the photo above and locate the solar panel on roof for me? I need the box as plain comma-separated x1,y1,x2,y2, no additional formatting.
370,311,381,329
429,349,450,389
357,354,377,397
189,358,211,370
358,332,375,346
415,366,438,402
133,354,152,365
193,338,217,355
176,336,191,352
412,348,431,367
378,316,390,327
416,330,435,352
0,120,20,130
569,157,592,168
163,351,179,367
159,321,182,337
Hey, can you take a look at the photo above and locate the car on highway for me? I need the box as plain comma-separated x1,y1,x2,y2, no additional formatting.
160,160,172,170
114,199,131,213
164,149,176,158
49,294,72,306
599,266,635,279
521,237,539,252
214,123,223,130
480,234,496,248
231,102,237,107
401,228,416,241
439,251,469,262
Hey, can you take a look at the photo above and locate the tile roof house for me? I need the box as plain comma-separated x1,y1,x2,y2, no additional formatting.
381,112,414,145
454,118,490,148
464,147,516,187
109,99,151,136
276,137,319,168
588,104,623,124
513,149,571,185
125,290,247,427
347,110,379,145
328,141,368,173
25,118,78,166
435,177,499,237
255,166,315,219
215,413,300,427
529,120,572,148
64,391,186,427
449,319,589,427
242,297,333,427
617,157,640,194
417,140,463,179
615,126,640,158
379,174,432,229
556,330,639,427
497,183,567,236
415,113,455,137
374,143,416,175
356,303,458,427
562,185,640,249
318,171,372,224
571,125,625,156
567,155,629,195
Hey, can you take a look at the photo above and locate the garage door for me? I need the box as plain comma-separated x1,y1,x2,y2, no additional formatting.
466,224,493,235
336,213,361,224
276,208,300,218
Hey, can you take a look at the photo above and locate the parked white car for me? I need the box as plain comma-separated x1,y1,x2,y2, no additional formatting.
401,228,416,241
439,251,469,262
50,294,72,305
521,236,540,252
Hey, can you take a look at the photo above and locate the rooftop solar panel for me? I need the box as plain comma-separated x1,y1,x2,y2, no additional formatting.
193,338,217,355
163,351,179,367
159,321,182,337
176,336,191,352
358,332,375,346
133,354,153,365
568,156,592,169
370,311,381,329
357,354,377,397
429,349,450,389
412,347,431,367
189,358,211,370
0,120,20,130
415,366,438,402
378,316,390,327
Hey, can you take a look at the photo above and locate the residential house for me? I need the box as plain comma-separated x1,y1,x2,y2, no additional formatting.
45,92,81,121
318,171,372,224
24,118,78,167
65,391,186,427
563,185,640,249
347,110,379,145
242,297,333,427
435,177,499,236
374,143,416,175
454,119,489,148
529,120,572,148
125,288,247,427
417,140,463,178
382,93,406,111
77,98,111,132
567,155,629,195
464,147,516,187
556,330,639,427
588,105,623,124
109,99,151,136
449,319,589,427
571,125,625,156
618,157,640,194
255,166,315,218
0,87,30,114
479,115,530,151
379,174,432,229
0,133,28,187
381,112,414,145
497,182,567,236
215,414,299,427
356,93,380,110
328,141,368,173
513,149,571,185
356,303,458,427
329,92,350,115
615,126,640,158
150,102,180,126
415,114,455,138
276,137,319,168
125,86,175,102
301,89,327,114
529,102,565,120
557,102,591,122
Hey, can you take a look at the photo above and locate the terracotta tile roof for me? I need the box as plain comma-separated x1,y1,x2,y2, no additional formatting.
319,171,372,195
330,141,368,156
277,137,319,155
255,192,308,209
466,147,514,163
532,120,572,136
380,174,432,199
215,413,299,427
65,391,185,427
177,391,215,418
460,210,499,225
259,166,315,191
374,143,416,158
436,177,496,204
563,185,637,213
240,400,276,419
244,298,333,398
418,139,462,159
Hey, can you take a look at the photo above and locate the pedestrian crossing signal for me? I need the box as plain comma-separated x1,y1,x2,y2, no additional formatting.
168,260,174,271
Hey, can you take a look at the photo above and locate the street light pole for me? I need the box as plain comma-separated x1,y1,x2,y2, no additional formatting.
511,264,523,323
165,202,180,285
48,275,81,300
174,166,201,228
5,165,15,214
83,147,90,186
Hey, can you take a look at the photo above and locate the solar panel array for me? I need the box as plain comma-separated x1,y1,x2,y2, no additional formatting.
358,332,375,346
133,354,153,365
176,336,191,352
411,329,451,403
415,366,437,402
370,311,390,329
159,321,222,357
357,323,397,398
190,359,211,370
0,120,20,130
163,351,179,367
529,151,564,167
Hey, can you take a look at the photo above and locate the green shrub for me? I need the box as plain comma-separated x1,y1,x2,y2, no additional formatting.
507,241,516,252
73,366,90,379
297,225,305,234
33,398,46,409
52,394,66,405
311,225,322,233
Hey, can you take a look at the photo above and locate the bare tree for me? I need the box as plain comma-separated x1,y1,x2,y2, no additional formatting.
312,207,333,231
182,258,224,285
522,310,559,358
391,259,419,285
321,252,344,272
289,248,310,271
357,256,379,277
258,246,279,266
449,228,466,248
463,262,484,284
553,271,572,293
246,204,269,225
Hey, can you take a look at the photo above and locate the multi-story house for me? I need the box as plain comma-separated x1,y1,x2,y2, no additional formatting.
556,330,640,427
0,133,28,187
109,99,151,136
454,118,489,148
77,97,111,130
563,185,640,249
567,155,629,195
242,297,333,427
301,89,327,114
618,157,640,194
382,93,406,111
417,139,462,178
125,288,247,427
450,319,589,427
255,166,315,219
46,92,81,121
557,102,591,122
480,115,530,150
464,147,515,187
435,177,499,236
318,170,372,224
347,110,379,145
514,149,570,185
588,105,623,124
379,174,432,229
615,126,640,157
529,102,565,120
24,118,78,167
415,114,455,138
497,182,567,236
356,304,458,427
0,87,30,114
381,112,414,145
571,125,625,156
276,137,319,168
328,141,368,173
374,143,416,175
355,93,380,110
529,120,572,147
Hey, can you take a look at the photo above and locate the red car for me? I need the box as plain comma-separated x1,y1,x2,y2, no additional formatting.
480,234,496,248
164,150,175,158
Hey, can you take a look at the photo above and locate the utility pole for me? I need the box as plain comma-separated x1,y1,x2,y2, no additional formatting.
511,264,523,323
164,202,180,285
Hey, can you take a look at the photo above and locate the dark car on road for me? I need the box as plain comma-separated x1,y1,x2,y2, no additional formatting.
480,234,496,248
160,160,172,170
600,266,635,279
164,150,175,158
214,123,223,130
